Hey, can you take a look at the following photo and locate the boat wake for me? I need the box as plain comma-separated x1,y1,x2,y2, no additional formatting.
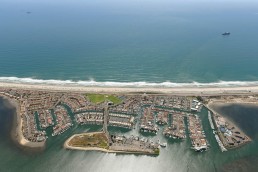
0,77,258,88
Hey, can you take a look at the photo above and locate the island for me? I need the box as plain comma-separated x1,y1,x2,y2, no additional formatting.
0,82,256,154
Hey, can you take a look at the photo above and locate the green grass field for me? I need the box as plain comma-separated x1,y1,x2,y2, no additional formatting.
86,94,122,104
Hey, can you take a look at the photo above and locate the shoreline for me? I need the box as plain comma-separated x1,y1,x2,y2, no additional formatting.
0,95,46,150
1,82,258,96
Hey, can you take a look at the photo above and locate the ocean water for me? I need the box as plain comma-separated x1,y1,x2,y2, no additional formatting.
0,0,258,86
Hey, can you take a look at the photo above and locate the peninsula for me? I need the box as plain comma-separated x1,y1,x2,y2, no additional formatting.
64,132,160,155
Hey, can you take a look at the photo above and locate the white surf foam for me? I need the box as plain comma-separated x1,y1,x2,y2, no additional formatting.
0,77,258,88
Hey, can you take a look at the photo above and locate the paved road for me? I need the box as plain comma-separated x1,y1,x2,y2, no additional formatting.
103,103,111,143
103,106,109,135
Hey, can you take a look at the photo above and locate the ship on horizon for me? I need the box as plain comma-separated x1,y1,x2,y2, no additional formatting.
222,32,230,35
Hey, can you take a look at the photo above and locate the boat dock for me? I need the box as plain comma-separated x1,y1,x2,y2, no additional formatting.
208,111,215,130
163,112,186,139
187,114,209,152
208,111,227,152
214,131,227,152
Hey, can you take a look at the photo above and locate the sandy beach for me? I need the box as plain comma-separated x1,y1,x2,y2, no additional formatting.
0,95,46,149
1,82,258,95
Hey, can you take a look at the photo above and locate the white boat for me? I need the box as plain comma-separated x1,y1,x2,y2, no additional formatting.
160,142,167,148
192,145,208,152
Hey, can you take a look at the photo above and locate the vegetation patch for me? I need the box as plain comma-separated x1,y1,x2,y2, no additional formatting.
86,94,122,104
154,148,160,155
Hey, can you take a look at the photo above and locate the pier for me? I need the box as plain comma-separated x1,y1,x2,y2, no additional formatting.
214,132,227,152
103,105,109,136
208,111,227,152
208,111,215,130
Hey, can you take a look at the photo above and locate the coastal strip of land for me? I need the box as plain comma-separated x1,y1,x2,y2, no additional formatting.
1,81,257,152
1,82,258,95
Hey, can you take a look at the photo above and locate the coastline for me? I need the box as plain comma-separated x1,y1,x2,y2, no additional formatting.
0,95,45,150
1,81,257,152
1,82,258,96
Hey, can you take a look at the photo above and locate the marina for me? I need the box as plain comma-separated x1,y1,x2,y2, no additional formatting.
163,112,186,139
108,113,135,129
208,111,227,152
75,111,104,125
52,105,73,136
0,88,254,156
109,134,159,154
187,114,209,152
140,107,158,134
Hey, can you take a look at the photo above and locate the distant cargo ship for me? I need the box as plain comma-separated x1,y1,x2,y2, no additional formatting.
222,32,230,35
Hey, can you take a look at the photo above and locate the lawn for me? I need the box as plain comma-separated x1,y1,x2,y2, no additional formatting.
154,148,160,155
86,94,122,104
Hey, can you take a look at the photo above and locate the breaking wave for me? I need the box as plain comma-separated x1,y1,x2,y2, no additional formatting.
1,77,258,88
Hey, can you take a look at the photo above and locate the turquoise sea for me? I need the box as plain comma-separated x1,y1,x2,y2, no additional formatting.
0,0,258,86
1,0,258,171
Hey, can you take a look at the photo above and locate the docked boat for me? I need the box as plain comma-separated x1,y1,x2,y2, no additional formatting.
160,142,167,148
192,145,208,152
